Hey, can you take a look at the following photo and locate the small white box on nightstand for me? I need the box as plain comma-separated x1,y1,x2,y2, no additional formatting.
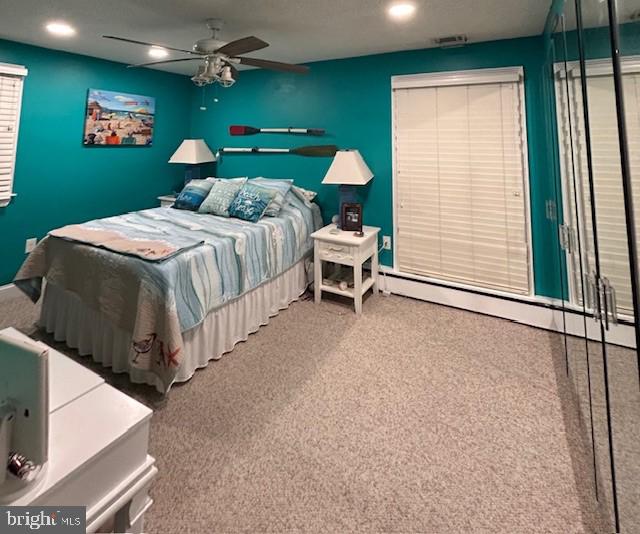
158,195,176,208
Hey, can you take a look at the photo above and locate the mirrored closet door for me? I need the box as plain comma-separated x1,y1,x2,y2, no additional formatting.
552,7,611,531
551,0,640,531
606,1,640,531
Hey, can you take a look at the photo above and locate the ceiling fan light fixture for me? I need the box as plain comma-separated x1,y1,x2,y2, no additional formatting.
190,65,209,87
204,58,221,78
387,2,416,20
46,21,76,37
191,77,213,87
218,65,235,87
148,46,168,59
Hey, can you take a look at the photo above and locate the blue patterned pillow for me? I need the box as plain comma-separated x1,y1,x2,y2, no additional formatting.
198,178,247,217
249,178,293,217
173,179,215,211
228,183,276,222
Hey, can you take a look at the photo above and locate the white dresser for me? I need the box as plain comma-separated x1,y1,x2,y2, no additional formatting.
2,328,157,533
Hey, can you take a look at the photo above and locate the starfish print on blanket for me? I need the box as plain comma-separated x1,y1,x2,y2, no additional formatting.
158,341,181,368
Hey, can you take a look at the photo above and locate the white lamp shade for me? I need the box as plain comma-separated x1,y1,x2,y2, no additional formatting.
322,150,373,185
169,139,216,164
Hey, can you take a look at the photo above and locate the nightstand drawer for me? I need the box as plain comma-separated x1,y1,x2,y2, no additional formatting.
318,242,355,262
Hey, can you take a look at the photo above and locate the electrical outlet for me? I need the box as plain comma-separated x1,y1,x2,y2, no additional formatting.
382,235,392,250
25,238,37,254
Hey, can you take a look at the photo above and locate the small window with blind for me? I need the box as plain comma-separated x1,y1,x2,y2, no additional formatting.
0,63,28,208
392,67,532,295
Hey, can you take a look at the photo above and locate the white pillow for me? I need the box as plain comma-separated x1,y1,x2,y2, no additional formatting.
292,185,318,203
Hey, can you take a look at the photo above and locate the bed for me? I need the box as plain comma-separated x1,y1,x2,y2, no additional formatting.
15,190,322,393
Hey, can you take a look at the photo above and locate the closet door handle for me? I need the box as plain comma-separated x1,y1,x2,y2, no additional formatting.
589,273,601,322
584,273,593,310
604,278,618,326
602,278,609,331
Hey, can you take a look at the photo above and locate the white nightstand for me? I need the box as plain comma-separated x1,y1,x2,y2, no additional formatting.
158,195,176,207
311,224,380,314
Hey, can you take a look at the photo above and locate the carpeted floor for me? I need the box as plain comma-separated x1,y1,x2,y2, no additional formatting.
1,291,609,532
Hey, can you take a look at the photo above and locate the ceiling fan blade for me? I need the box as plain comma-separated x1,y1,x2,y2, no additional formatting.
238,57,309,74
215,36,269,57
127,58,202,68
103,35,203,55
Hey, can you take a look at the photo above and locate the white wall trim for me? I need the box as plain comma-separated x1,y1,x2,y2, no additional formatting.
379,268,636,349
0,63,28,77
555,55,640,78
391,66,523,89
0,283,20,302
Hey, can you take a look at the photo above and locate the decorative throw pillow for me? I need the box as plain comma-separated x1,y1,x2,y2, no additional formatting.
173,179,215,211
249,177,294,217
228,183,277,223
198,178,247,217
291,185,318,203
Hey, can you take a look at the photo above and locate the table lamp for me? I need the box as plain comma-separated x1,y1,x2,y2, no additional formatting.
169,139,216,185
322,149,373,236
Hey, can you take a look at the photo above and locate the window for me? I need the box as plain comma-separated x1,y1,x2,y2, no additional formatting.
392,67,532,295
555,58,640,316
0,63,28,208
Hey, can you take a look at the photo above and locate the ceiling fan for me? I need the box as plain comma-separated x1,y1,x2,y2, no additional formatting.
103,19,309,87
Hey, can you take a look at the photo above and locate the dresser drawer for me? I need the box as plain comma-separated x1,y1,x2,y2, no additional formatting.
317,241,355,263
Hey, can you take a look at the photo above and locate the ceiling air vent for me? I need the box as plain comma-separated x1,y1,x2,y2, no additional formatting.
433,35,468,48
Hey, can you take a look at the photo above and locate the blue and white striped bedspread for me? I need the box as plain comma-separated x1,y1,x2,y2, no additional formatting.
15,192,322,390
127,194,321,330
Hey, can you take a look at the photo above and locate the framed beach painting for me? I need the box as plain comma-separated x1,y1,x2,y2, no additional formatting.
83,89,155,146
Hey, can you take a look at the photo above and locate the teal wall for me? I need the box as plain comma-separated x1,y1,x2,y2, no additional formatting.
190,35,564,298
554,20,640,61
0,39,192,285
0,34,572,299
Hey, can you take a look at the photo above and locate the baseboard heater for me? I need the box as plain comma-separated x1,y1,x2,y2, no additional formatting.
378,268,635,349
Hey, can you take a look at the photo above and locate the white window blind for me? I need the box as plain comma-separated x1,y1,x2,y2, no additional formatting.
392,68,531,295
556,62,640,316
0,63,27,208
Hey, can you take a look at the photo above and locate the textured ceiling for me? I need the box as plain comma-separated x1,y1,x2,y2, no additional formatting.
0,0,552,76
558,0,640,31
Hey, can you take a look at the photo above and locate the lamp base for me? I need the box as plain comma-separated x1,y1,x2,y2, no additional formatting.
184,164,204,186
337,185,358,229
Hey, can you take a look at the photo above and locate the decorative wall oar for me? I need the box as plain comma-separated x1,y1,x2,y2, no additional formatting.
229,125,325,136
217,145,338,157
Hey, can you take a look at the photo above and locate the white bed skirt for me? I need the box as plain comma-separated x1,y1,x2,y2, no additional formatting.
40,259,311,393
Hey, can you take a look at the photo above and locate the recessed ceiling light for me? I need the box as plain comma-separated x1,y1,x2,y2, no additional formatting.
45,21,76,37
148,46,168,59
388,2,416,20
